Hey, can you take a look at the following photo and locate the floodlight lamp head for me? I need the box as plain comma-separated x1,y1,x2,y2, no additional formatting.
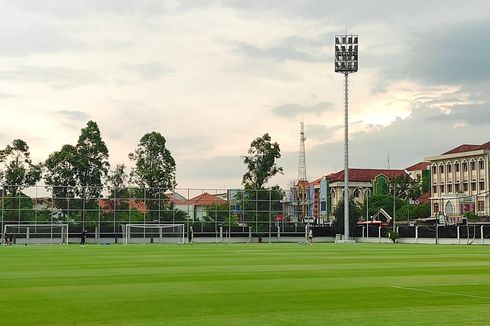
335,34,358,74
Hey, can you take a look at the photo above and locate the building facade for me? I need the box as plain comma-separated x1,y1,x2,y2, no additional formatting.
425,142,490,218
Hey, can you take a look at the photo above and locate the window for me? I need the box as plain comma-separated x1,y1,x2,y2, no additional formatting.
479,160,485,170
455,163,460,172
471,183,476,191
447,184,452,193
353,189,360,198
455,184,460,192
434,203,439,213
471,161,476,170
439,185,445,193
463,183,468,191
433,186,437,194
478,201,484,212
432,166,436,174
447,163,452,173
439,165,444,174
463,162,468,172
480,182,485,191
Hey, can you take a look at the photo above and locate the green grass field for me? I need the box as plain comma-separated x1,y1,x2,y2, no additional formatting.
1,243,490,325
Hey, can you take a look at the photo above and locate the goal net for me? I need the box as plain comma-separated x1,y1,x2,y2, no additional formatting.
122,224,185,244
3,224,69,245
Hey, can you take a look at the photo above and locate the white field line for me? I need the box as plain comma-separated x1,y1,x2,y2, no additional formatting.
391,285,490,301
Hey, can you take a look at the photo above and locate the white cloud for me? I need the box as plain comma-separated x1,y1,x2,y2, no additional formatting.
0,0,488,189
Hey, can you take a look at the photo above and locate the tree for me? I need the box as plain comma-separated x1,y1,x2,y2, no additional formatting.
364,194,408,220
75,120,110,198
106,164,128,198
74,121,109,226
242,133,283,189
396,203,430,221
44,144,78,210
333,198,361,236
129,132,176,220
0,139,41,197
129,132,176,192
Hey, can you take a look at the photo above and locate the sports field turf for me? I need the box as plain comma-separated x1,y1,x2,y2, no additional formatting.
1,243,490,325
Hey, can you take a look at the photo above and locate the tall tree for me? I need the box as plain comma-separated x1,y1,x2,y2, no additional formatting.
75,120,110,198
242,133,283,189
74,121,109,226
0,139,41,196
129,132,176,193
106,164,128,198
44,144,78,210
129,132,176,220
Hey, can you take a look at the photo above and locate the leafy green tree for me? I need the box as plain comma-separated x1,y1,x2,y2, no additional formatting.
333,198,361,236
396,203,431,221
242,133,283,189
0,139,41,221
0,139,41,197
365,194,408,219
43,121,109,226
75,120,110,199
44,144,78,210
241,186,283,233
106,164,128,198
129,132,176,193
129,132,176,220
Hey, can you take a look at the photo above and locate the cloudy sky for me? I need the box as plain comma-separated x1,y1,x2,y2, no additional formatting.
0,0,489,190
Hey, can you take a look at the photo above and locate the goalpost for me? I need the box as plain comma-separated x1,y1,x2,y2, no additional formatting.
122,224,185,244
3,224,69,245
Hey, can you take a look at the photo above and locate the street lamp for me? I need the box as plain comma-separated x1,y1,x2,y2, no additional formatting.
335,34,359,240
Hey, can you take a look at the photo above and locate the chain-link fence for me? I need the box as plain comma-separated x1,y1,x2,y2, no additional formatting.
0,185,332,243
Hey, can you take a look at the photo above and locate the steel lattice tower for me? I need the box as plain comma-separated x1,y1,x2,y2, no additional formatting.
298,121,307,182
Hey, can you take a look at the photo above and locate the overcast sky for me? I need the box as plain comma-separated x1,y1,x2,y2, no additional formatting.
0,0,489,190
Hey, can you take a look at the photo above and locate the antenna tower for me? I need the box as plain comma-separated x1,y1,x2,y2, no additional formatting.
298,121,307,181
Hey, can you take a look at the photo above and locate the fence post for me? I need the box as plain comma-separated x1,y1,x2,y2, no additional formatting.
457,225,460,244
362,226,365,239
378,226,381,242
219,226,223,242
415,226,418,242
481,225,484,244
248,227,252,242
277,226,280,240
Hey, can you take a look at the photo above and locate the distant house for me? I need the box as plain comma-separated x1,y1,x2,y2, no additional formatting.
167,192,227,221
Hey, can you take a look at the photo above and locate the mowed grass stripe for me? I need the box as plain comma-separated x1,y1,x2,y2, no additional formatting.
1,243,490,325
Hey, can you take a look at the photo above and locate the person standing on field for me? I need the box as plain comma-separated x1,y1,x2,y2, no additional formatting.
80,230,87,246
188,226,194,244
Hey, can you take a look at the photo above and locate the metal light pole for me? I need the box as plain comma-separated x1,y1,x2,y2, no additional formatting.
365,188,371,237
335,34,358,239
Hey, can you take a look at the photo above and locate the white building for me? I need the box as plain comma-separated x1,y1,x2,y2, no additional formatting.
425,142,490,218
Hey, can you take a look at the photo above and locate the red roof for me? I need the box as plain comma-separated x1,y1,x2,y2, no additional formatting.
443,144,481,155
406,162,430,171
308,177,322,187
416,191,431,204
188,193,226,206
326,168,407,182
442,141,490,155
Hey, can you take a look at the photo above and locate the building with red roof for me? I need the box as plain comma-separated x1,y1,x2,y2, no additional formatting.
425,141,490,218
298,168,411,224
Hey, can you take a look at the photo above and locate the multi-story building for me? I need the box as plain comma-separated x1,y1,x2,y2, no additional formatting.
303,168,409,223
425,142,490,218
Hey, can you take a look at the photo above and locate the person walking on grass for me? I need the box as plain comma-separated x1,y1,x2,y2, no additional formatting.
308,228,313,244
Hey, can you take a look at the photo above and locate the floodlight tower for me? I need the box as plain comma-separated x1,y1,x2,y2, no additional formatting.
335,34,358,239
